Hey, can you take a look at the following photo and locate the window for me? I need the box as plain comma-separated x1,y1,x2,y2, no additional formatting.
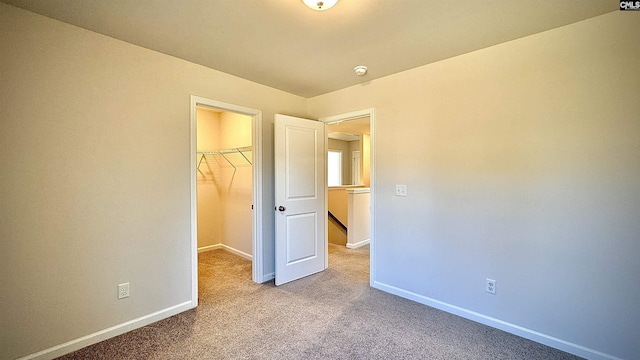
328,150,342,186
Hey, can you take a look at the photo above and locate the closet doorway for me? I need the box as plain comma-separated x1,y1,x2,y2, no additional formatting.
189,96,263,303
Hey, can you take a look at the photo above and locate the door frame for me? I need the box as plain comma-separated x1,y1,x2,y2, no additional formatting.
190,95,264,303
319,108,375,285
351,150,361,186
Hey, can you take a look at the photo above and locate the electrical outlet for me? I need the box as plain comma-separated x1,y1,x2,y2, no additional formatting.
118,282,130,299
395,184,407,197
486,278,496,295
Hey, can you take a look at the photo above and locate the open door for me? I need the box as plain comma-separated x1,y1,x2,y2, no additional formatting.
274,114,327,286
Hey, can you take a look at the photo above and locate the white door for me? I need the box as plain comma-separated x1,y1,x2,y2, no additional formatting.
274,114,327,286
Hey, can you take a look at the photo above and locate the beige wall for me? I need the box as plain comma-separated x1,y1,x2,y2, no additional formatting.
327,218,347,246
328,188,349,226
220,112,252,149
360,134,370,187
309,11,640,360
218,112,253,255
197,108,221,151
196,108,223,248
0,4,306,359
327,187,348,245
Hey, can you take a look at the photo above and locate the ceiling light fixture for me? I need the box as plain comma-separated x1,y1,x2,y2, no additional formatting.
302,0,338,11
354,66,368,76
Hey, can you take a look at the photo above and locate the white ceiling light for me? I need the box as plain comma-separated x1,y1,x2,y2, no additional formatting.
302,0,338,11
354,66,368,76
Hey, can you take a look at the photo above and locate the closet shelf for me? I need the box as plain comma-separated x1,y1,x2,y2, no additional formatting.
197,146,252,157
197,146,252,174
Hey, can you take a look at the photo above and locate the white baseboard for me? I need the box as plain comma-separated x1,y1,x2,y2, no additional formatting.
24,245,250,359
220,244,252,260
198,243,252,260
346,239,370,249
20,300,195,360
372,281,622,360
197,244,222,253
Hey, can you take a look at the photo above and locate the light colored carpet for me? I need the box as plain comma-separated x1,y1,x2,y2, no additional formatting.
57,244,581,359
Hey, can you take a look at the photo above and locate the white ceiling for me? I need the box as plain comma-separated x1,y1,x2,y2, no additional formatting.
3,0,616,97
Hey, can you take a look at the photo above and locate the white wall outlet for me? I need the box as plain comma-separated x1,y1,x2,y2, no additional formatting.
118,282,130,299
486,278,496,295
395,184,407,197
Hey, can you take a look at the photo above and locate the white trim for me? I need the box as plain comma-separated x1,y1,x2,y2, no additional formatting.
198,243,252,260
321,109,372,123
197,244,222,253
190,95,264,288
319,108,375,286
325,121,329,271
19,301,194,360
351,150,360,186
262,272,275,282
220,244,252,260
346,239,370,249
251,108,263,283
189,96,199,305
345,187,370,194
372,281,623,360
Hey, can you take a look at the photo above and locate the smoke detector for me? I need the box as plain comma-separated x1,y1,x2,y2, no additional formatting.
354,66,368,76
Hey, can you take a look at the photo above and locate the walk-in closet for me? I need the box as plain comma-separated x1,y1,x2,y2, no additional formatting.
196,106,253,267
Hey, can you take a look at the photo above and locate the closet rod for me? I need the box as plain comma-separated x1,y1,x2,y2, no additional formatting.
197,146,251,156
196,146,252,172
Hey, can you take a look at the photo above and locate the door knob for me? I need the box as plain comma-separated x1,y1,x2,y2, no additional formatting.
278,206,286,212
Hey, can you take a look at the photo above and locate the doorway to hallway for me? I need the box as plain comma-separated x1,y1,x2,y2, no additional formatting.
321,108,375,285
